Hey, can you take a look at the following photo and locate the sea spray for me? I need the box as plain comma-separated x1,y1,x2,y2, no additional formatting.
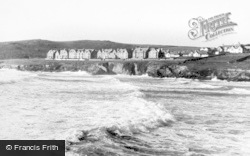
1,70,250,155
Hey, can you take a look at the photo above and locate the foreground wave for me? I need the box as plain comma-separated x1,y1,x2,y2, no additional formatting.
0,69,250,156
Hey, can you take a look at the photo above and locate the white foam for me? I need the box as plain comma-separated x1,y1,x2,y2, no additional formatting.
58,76,175,142
211,76,219,81
114,73,151,79
228,88,250,95
0,68,36,84
59,70,91,76
1,70,249,156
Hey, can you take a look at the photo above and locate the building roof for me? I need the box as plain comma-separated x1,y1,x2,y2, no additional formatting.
133,47,149,52
197,50,208,54
103,49,114,53
148,47,158,52
222,44,242,49
243,45,250,49
169,51,180,55
69,49,77,52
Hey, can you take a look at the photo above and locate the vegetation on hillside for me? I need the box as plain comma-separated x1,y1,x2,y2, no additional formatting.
0,39,199,59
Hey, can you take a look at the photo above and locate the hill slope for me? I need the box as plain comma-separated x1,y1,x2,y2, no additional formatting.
0,39,199,59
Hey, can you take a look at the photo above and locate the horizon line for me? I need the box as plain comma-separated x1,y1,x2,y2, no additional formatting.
0,38,248,48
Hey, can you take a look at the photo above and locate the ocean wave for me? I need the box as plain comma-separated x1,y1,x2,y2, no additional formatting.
62,77,175,156
115,73,150,78
59,70,91,76
65,113,174,155
227,88,250,95
194,83,222,89
64,100,175,143
0,68,37,84
38,70,91,77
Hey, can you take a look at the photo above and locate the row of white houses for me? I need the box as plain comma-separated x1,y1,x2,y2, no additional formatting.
46,44,249,60
47,47,211,60
217,44,245,53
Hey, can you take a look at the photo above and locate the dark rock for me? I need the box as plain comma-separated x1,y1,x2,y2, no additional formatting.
146,63,162,77
86,64,108,75
4,59,250,81
121,62,136,75
157,66,173,77
169,65,190,77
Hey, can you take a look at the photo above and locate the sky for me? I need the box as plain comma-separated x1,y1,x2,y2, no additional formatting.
0,0,249,47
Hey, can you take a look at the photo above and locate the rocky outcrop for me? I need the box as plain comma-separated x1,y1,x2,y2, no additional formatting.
215,69,250,81
2,60,250,81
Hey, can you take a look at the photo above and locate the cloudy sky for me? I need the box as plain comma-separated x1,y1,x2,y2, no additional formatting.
0,0,249,47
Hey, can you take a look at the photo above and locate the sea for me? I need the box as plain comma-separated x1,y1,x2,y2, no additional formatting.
0,68,250,156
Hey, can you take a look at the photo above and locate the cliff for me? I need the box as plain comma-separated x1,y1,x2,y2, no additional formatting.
1,53,250,81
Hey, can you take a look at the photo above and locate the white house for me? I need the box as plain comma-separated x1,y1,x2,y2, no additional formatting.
200,47,209,52
197,50,209,57
169,51,180,58
60,49,68,59
107,49,117,59
47,49,56,59
68,49,77,59
116,49,130,59
76,49,84,59
55,51,60,60
132,47,149,59
82,49,91,59
222,44,244,53
192,51,201,57
97,50,103,59
148,48,159,59
181,50,193,57
97,49,113,59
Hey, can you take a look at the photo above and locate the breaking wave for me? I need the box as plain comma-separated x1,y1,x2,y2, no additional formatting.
2,70,250,156
0,68,37,84
227,88,250,95
60,76,175,155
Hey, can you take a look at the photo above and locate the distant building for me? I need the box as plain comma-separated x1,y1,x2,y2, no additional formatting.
148,48,159,59
192,50,201,57
47,49,56,59
200,47,209,52
68,49,77,59
97,49,115,59
160,48,170,58
77,49,85,59
116,49,132,59
212,50,220,55
83,49,92,59
46,46,214,61
108,49,117,59
221,44,244,53
243,44,250,53
169,51,180,58
197,50,209,57
60,49,69,59
55,51,60,60
76,49,83,59
181,50,194,57
217,46,224,53
132,47,149,59
97,50,103,59
89,49,98,59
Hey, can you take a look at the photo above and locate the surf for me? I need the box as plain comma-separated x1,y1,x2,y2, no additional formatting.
0,68,37,84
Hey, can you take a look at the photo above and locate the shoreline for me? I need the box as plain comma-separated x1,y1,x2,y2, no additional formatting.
1,54,250,81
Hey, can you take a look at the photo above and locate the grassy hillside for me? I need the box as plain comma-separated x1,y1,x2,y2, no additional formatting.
183,53,250,70
0,39,199,59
